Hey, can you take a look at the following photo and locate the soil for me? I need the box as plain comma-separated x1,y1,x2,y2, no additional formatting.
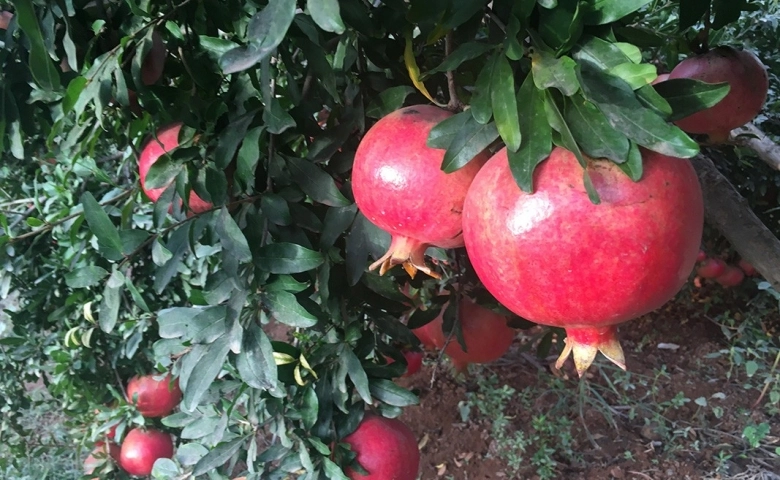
395,283,780,480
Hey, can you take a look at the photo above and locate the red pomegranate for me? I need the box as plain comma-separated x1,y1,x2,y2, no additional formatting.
84,441,120,476
352,105,489,279
651,73,670,85
141,31,167,85
385,350,424,377
126,373,182,418
138,123,213,213
412,299,514,372
343,413,420,480
697,258,727,279
412,319,441,350
738,259,758,277
715,265,745,287
696,250,707,262
462,147,703,375
119,428,174,477
669,46,768,142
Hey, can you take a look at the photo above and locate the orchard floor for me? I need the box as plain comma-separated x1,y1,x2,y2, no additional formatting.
395,283,780,480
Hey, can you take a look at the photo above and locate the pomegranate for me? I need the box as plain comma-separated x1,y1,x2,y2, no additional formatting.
126,373,182,418
412,319,441,350
696,250,707,262
462,147,703,375
669,46,768,142
738,259,758,276
412,298,514,372
352,105,489,279
138,123,213,213
343,413,420,480
141,31,167,85
119,428,174,477
697,258,727,279
715,265,745,287
385,350,424,377
84,441,120,476
651,73,669,85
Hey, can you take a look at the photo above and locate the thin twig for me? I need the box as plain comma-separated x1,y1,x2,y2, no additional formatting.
444,33,462,112
8,206,36,230
486,9,507,33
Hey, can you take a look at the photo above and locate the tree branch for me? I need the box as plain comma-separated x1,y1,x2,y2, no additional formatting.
444,33,462,112
729,122,780,171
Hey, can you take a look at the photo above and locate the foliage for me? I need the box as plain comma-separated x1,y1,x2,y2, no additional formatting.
0,0,775,478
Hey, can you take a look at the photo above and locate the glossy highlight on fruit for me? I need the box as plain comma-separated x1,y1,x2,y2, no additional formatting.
352,105,489,279
463,147,704,376
126,373,182,418
119,428,174,477
343,413,420,480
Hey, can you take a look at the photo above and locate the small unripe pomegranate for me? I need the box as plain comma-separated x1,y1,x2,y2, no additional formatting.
697,258,727,279
119,428,174,477
343,413,420,480
126,373,182,418
352,105,489,278
715,266,745,287
669,46,768,142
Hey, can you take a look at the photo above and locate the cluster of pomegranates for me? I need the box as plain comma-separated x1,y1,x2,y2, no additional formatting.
694,250,758,288
84,373,180,478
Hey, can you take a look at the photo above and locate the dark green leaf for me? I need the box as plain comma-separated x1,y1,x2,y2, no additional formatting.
65,266,109,288
216,112,255,169
652,78,731,122
263,98,296,134
264,291,319,327
15,0,60,90
236,322,278,390
99,269,123,333
255,242,324,274
441,115,498,173
236,126,263,192
81,192,123,260
564,94,630,163
158,307,201,339
635,84,673,119
216,208,252,263
679,0,710,30
531,51,580,96
144,151,183,190
323,458,350,480
341,348,372,404
320,204,358,249
491,55,521,152
369,379,419,407
261,194,293,226
427,42,495,75
712,0,748,30
618,141,644,181
426,111,471,150
366,86,415,119
182,335,231,411
308,0,346,34
508,75,553,193
572,35,632,70
300,387,319,430
193,437,247,476
286,157,349,207
539,0,584,53
470,54,496,124
582,0,652,25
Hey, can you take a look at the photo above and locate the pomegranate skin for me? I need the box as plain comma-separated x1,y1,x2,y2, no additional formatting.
343,413,420,480
669,46,768,141
138,123,213,213
141,31,166,86
352,105,489,278
119,428,174,477
126,373,182,418
462,147,704,375
738,259,758,277
697,258,727,279
385,350,424,377
715,266,745,287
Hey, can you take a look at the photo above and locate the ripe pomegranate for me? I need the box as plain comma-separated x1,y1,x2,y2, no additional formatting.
715,265,745,287
352,105,489,279
696,250,707,262
138,123,213,213
343,413,420,480
463,147,703,375
126,373,182,418
385,350,424,377
84,441,120,476
412,299,514,372
412,319,441,350
669,46,768,142
738,259,758,276
651,73,669,85
119,428,174,477
141,31,167,85
697,258,727,279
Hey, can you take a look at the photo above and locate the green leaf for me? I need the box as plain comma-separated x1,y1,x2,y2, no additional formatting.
323,457,350,480
508,75,553,193
576,64,699,158
564,94,630,163
216,112,255,169
193,437,246,476
220,0,296,74
340,348,372,404
613,43,642,63
369,379,419,407
216,208,252,263
712,0,749,30
531,51,580,96
65,266,109,288
263,98,296,134
426,111,471,149
81,192,124,260
261,194,292,226
158,307,202,339
286,157,349,207
320,204,358,249
539,0,584,53
182,335,231,411
427,42,495,75
582,0,652,25
264,291,319,328
256,242,324,274
366,86,415,119
15,0,61,90
491,55,521,152
618,141,644,181
652,78,731,122
441,115,498,173
606,63,657,89
144,151,183,191
635,84,673,119
307,0,346,34
236,322,278,390
679,0,710,30
300,387,319,430
99,269,124,333
470,54,496,124
152,239,174,267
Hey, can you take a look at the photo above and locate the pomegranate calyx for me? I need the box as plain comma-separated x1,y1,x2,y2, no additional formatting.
555,326,626,377
368,235,440,279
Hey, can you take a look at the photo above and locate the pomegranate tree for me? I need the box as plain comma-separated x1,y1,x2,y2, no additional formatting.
342,413,420,480
138,123,213,213
669,46,768,142
126,373,182,418
119,428,174,477
462,147,704,375
412,298,514,372
352,105,489,278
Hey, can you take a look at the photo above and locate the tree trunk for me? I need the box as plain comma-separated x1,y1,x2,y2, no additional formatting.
690,153,780,290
